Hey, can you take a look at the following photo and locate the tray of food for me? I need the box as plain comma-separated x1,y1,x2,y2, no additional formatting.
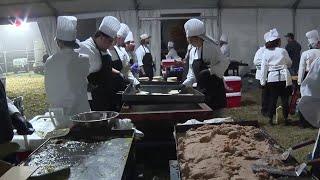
174,121,310,180
19,129,134,180
122,84,205,104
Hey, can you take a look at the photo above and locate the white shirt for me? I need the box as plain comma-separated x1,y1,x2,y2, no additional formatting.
119,47,140,86
220,43,230,58
260,47,292,86
298,58,320,128
45,48,90,116
183,40,229,87
298,49,320,85
166,48,180,59
253,47,267,80
79,38,110,73
135,45,150,67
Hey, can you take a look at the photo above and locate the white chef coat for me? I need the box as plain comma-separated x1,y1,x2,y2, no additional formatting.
183,40,229,87
166,48,180,59
135,45,150,67
253,47,267,80
260,47,292,86
220,44,230,58
119,46,140,86
45,48,90,116
79,37,110,73
298,49,320,85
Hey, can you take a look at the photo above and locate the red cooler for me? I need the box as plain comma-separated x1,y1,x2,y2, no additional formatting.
162,59,176,70
226,92,241,108
224,76,242,93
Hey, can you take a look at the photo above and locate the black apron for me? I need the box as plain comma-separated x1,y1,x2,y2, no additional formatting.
139,46,154,80
87,42,114,111
192,48,227,110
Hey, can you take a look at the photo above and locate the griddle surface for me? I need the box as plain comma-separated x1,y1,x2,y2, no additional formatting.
127,103,202,112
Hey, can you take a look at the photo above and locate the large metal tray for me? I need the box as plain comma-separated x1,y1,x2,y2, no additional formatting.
122,84,205,104
20,129,134,180
173,121,311,179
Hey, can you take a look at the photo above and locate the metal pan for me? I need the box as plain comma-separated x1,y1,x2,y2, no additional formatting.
70,111,119,129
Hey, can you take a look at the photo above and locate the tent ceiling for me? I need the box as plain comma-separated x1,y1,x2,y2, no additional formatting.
0,0,319,21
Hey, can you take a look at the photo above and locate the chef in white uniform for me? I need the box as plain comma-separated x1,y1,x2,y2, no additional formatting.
79,16,121,111
180,18,229,117
220,34,230,59
165,41,180,60
253,32,270,117
135,34,155,80
297,57,320,177
124,31,139,79
297,30,320,128
298,30,320,86
45,16,90,118
260,28,292,126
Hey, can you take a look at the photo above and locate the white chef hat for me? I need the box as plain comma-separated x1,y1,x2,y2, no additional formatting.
184,18,205,38
306,30,320,45
268,28,280,42
125,31,134,43
264,32,270,42
99,16,121,38
140,34,150,40
168,41,174,47
220,34,228,42
56,16,77,41
117,23,130,38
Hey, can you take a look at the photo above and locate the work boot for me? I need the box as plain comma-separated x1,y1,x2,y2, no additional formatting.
269,119,274,126
284,119,290,126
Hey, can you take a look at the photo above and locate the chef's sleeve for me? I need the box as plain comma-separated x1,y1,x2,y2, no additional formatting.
260,54,268,86
208,46,229,78
283,49,292,67
126,70,140,86
183,65,196,87
298,52,307,85
135,47,144,67
253,48,262,66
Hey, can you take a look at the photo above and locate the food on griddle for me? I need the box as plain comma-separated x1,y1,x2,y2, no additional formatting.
178,124,292,180
168,90,179,95
136,91,149,95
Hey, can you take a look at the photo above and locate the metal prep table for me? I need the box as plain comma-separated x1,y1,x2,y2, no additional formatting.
19,128,135,180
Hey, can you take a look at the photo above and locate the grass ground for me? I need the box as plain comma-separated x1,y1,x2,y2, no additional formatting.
5,73,318,165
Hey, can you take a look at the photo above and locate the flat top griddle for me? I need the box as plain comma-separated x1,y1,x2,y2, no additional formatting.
20,129,134,180
122,84,205,104
174,121,310,179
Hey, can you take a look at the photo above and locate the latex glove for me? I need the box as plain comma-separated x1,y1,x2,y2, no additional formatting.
130,63,139,74
11,113,35,135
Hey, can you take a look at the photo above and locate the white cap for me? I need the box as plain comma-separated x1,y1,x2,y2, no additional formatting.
268,28,280,42
184,18,205,38
264,32,270,42
125,31,133,42
306,30,320,45
220,34,228,42
140,34,150,40
56,16,77,41
117,23,130,38
168,41,174,47
99,16,121,38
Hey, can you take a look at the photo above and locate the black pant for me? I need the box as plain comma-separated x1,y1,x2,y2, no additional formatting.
261,85,269,114
267,81,292,120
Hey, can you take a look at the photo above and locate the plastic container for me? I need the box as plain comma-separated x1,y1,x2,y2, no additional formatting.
276,106,284,125
226,92,241,108
224,76,242,93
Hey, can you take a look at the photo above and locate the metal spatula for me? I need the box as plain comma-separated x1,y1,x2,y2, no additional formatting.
251,158,320,177
246,139,315,160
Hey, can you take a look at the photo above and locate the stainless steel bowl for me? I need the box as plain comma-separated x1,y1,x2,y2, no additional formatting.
70,111,119,129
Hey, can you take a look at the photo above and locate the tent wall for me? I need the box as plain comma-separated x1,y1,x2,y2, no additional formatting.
221,8,294,74
296,9,320,53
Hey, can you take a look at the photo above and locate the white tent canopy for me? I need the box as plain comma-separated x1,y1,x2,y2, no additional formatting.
1,0,320,75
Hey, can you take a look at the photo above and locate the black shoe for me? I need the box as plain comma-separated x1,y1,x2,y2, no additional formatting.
261,111,268,117
269,119,274,126
284,119,291,126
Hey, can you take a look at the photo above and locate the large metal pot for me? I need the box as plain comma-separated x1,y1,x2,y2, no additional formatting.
70,111,119,129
